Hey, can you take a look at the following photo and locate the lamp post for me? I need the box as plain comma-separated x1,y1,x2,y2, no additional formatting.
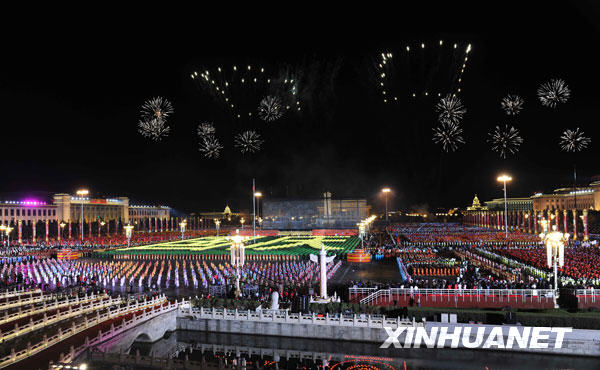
5,226,13,247
240,217,245,229
497,175,512,238
179,220,187,240
59,222,66,242
0,225,5,246
99,221,105,237
253,191,262,241
124,224,134,248
539,219,569,309
227,229,249,298
76,189,89,242
381,188,391,225
215,219,221,236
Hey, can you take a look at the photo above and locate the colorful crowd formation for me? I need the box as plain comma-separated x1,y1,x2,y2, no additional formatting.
389,223,539,245
102,235,360,257
0,256,342,292
0,231,210,249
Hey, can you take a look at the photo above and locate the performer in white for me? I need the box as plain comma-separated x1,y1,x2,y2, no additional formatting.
310,244,336,300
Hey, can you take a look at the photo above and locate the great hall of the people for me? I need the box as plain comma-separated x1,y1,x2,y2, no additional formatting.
0,192,175,243
464,180,600,240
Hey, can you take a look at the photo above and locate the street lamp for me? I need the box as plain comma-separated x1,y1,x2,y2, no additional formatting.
240,217,245,229
215,219,221,236
381,188,391,225
76,189,89,242
100,221,105,237
124,224,134,247
59,222,66,242
227,229,249,298
253,191,262,241
496,175,512,238
4,226,13,246
179,220,187,240
539,219,569,308
0,225,5,246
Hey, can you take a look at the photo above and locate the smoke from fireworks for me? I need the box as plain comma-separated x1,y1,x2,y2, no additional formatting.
138,117,170,141
488,124,524,158
436,94,466,124
234,130,264,154
197,122,216,137
560,128,591,152
141,97,174,120
199,135,223,159
258,95,284,122
537,79,570,108
500,94,524,115
432,121,465,152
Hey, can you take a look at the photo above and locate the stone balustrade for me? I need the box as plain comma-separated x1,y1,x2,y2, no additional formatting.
0,288,42,300
0,295,121,343
0,295,169,368
0,293,109,326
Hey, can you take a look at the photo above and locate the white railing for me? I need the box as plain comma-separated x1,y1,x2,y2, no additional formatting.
0,295,170,369
0,293,108,325
355,288,556,305
576,289,599,303
0,292,69,311
0,288,42,300
0,295,121,343
186,306,422,330
58,297,184,365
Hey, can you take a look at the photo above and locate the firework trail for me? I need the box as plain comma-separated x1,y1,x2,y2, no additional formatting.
234,130,264,154
258,95,284,122
560,128,591,152
432,121,465,152
138,117,170,141
141,97,174,120
199,135,223,158
436,94,466,124
488,124,524,158
537,79,570,108
500,94,524,115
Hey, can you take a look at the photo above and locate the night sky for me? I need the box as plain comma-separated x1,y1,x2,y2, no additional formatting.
1,3,600,215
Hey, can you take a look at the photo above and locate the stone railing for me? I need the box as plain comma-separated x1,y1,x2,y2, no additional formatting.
0,293,108,326
0,288,42,300
0,295,169,369
185,306,422,329
0,291,71,311
350,287,556,305
0,295,121,343
57,298,185,365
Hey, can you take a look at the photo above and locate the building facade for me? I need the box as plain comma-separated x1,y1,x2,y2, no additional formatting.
0,192,173,244
262,192,370,230
463,180,600,241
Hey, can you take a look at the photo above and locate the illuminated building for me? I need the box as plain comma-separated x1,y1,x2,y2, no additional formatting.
0,192,174,243
262,192,370,230
464,180,600,241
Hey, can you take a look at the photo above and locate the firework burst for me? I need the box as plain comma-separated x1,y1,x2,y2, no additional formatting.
432,121,465,152
436,94,466,124
234,130,264,154
500,94,524,115
141,97,174,120
488,124,524,158
199,135,223,158
197,122,216,137
258,95,284,122
138,117,170,141
560,128,591,152
537,79,570,108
